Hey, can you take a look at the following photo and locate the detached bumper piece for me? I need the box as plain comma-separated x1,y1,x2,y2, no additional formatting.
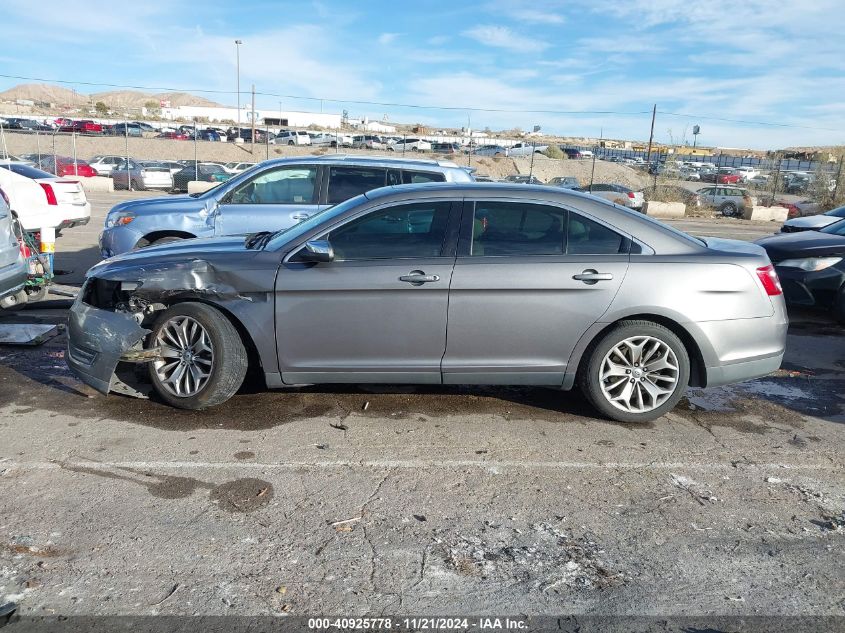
66,302,150,394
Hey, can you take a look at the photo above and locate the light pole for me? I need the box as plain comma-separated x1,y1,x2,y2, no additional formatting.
235,39,243,132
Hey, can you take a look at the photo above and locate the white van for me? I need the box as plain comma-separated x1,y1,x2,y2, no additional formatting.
273,130,312,146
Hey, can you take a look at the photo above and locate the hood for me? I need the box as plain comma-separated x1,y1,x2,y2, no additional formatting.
108,193,206,216
88,235,258,278
783,215,838,229
756,231,845,262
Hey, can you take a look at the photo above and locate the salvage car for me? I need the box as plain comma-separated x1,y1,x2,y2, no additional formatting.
0,188,28,309
780,205,845,233
757,218,845,322
99,155,474,257
69,182,788,423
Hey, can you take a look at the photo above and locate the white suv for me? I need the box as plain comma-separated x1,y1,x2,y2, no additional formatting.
273,130,311,146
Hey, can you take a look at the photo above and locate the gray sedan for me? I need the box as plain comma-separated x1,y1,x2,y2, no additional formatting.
67,183,788,423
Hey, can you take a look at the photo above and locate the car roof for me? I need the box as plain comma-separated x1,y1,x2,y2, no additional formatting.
254,154,465,171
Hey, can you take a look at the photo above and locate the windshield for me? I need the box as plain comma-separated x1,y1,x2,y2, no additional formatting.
820,218,845,236
265,194,368,250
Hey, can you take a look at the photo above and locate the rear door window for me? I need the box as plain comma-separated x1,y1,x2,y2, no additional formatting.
568,213,626,255
327,167,387,204
402,170,446,184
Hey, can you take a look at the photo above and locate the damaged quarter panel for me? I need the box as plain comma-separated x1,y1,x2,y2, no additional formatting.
68,236,281,395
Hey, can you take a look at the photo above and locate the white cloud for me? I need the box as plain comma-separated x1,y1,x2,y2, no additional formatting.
377,32,399,45
463,25,549,52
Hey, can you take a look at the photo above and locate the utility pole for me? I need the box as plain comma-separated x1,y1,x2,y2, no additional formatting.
590,128,602,190
235,40,243,132
194,118,198,182
251,84,256,155
645,104,656,168
529,141,536,180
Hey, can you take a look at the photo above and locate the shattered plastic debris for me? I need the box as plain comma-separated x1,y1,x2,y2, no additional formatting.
437,522,625,591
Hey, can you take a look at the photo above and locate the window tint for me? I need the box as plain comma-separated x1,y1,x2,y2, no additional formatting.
327,167,387,204
590,184,611,192
568,213,626,255
402,170,446,184
329,201,451,260
230,166,317,204
471,202,566,256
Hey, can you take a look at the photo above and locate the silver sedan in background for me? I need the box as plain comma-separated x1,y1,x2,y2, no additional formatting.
67,183,788,423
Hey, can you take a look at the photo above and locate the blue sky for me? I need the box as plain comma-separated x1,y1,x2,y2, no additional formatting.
2,0,844,149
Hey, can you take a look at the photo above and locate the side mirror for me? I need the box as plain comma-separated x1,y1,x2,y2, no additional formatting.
301,239,334,263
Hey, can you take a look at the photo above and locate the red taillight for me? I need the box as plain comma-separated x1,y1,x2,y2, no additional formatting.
756,265,783,296
39,183,58,205
0,186,9,207
627,191,635,198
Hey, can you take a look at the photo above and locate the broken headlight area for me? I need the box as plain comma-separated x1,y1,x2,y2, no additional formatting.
81,278,164,325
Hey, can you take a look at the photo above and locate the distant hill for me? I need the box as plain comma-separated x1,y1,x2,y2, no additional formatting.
0,83,223,108
0,83,87,105
91,90,222,108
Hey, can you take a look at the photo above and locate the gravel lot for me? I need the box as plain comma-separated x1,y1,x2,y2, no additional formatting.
0,188,843,626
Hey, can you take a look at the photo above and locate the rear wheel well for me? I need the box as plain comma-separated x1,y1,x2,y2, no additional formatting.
580,314,706,387
136,230,197,248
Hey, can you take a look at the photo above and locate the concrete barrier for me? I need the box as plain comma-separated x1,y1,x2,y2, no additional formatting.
766,206,789,223
643,201,686,218
71,176,114,193
187,181,216,194
743,206,789,222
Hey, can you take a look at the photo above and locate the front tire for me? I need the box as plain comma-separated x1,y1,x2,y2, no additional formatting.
148,303,247,409
579,320,690,423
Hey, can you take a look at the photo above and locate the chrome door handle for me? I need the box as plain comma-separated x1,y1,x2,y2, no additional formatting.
573,269,613,284
399,270,440,285
292,213,310,221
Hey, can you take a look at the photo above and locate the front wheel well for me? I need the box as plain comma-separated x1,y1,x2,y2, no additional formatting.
136,230,197,248
162,299,265,387
579,314,707,388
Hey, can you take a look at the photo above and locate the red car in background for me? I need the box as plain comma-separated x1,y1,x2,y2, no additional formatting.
57,120,103,135
156,131,189,140
38,156,98,178
701,168,742,184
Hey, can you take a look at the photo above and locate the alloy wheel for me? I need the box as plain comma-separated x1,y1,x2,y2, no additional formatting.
599,336,679,413
153,316,215,397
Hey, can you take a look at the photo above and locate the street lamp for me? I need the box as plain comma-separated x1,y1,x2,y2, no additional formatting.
235,39,243,131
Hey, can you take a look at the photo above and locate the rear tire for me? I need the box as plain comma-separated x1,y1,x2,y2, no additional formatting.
720,202,738,217
579,320,690,423
148,302,247,409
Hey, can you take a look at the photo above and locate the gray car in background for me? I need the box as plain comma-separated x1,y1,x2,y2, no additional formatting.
99,155,474,257
69,183,788,423
0,189,28,309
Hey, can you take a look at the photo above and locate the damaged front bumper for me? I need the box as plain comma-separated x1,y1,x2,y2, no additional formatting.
66,298,151,394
